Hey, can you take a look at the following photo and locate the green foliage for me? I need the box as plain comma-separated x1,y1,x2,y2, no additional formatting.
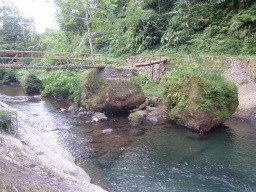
0,0,36,56
0,110,16,133
49,0,256,56
0,69,18,84
163,62,238,119
210,38,241,55
41,70,82,104
199,73,238,118
81,70,107,110
131,74,162,97
22,74,42,94
160,1,256,55
81,70,104,96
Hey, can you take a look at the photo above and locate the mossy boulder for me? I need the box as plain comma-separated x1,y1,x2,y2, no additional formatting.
128,110,147,126
81,70,145,114
163,71,238,133
23,74,42,94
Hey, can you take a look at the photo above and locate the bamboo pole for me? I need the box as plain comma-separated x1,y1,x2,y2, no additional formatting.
0,64,106,69
0,56,105,62
0,50,111,57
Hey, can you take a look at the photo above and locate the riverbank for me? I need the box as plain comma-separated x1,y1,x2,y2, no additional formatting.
0,101,106,192
223,57,256,120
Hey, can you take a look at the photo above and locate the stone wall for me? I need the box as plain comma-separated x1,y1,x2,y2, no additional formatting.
101,65,138,79
121,56,171,80
237,58,256,77
119,55,256,81
135,62,169,80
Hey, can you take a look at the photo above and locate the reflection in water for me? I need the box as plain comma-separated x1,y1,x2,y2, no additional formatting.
0,85,256,192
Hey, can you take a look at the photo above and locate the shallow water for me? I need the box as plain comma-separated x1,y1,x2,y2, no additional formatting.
1,84,255,192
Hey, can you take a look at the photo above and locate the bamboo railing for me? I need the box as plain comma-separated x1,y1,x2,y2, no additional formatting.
0,50,112,69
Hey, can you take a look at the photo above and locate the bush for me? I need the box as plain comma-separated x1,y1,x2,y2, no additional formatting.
0,110,16,133
210,38,241,55
23,74,42,94
41,70,82,104
0,69,18,84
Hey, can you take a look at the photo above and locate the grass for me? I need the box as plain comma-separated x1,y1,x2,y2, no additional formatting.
0,110,16,134
131,75,163,98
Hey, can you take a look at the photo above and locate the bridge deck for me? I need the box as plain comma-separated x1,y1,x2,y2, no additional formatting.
0,64,106,69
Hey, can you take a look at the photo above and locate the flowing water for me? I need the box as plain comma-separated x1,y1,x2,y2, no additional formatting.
0,84,256,192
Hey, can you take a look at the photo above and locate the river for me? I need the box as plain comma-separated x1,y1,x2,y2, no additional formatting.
0,84,255,192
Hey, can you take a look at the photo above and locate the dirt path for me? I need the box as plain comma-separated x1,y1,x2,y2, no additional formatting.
223,57,256,119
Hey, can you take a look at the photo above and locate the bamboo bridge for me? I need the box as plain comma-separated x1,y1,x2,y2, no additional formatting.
0,50,110,69
0,50,171,80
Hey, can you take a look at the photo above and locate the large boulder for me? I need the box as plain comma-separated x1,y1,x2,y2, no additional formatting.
22,74,42,94
81,70,145,114
163,71,239,133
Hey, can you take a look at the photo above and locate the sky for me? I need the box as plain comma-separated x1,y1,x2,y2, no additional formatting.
7,0,58,33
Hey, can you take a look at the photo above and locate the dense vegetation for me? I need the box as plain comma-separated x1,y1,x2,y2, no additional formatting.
2,0,254,56
0,0,255,104
51,0,256,56
163,64,238,119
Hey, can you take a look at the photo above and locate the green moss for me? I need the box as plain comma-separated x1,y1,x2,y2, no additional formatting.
128,111,146,125
163,69,238,120
22,74,42,94
199,73,238,119
82,70,104,96
81,70,107,111
81,71,145,112
0,69,18,84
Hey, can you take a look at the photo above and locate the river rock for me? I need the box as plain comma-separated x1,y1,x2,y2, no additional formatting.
81,70,145,114
93,136,130,167
128,110,147,126
79,107,85,112
129,128,145,136
138,98,149,110
68,105,78,113
148,96,161,107
60,108,67,112
163,72,239,133
145,106,154,113
102,129,113,134
23,74,42,94
92,113,108,122
27,95,42,102
146,105,170,123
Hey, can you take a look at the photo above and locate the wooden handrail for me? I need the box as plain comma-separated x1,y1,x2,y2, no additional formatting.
135,59,168,67
0,50,112,57
0,56,105,62
0,64,106,69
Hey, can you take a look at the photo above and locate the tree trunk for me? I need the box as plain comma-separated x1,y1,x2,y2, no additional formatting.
85,9,95,65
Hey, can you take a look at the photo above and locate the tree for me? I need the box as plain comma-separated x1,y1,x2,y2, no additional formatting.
0,0,35,50
0,0,36,63
54,0,119,59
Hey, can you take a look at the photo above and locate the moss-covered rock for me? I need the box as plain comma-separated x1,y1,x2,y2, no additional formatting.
163,70,238,133
81,70,145,114
128,110,147,126
23,74,42,94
